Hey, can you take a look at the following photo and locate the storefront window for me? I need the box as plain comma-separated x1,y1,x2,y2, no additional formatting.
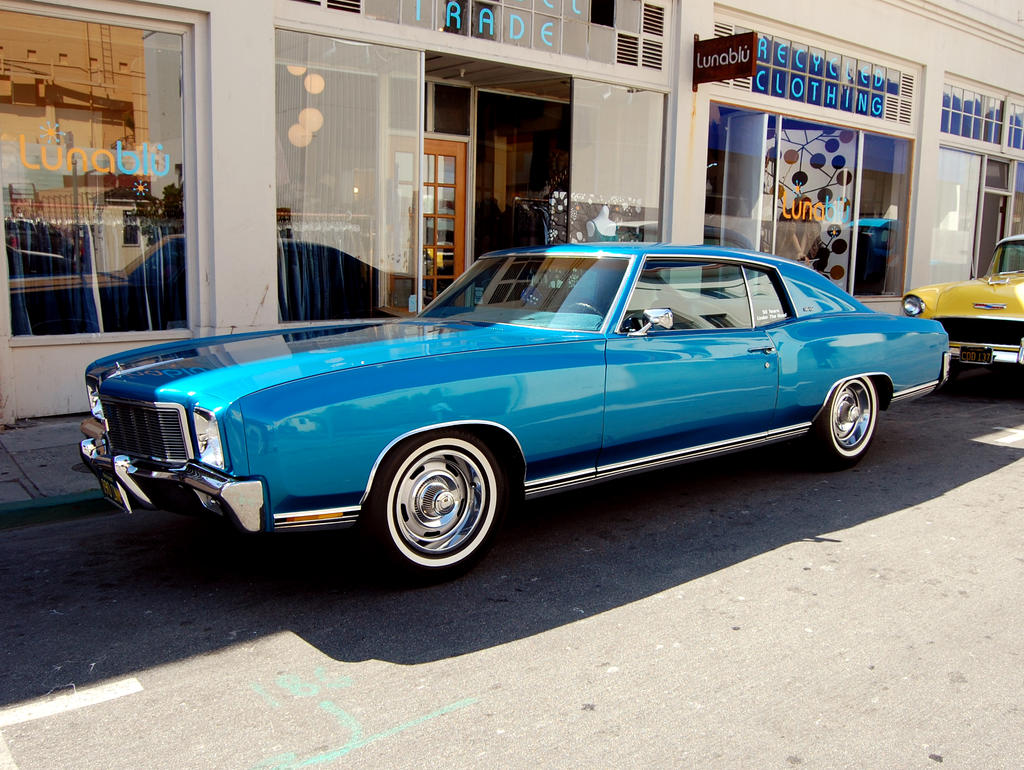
705,104,910,295
570,80,664,243
931,148,981,283
1008,104,1024,151
1013,163,1024,235
2,10,186,336
941,85,1002,144
276,31,420,320
853,133,910,294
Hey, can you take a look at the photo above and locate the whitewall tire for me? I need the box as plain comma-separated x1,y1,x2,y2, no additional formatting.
364,431,508,579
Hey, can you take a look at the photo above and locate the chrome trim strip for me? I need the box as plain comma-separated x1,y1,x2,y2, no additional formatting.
768,422,814,438
272,516,360,531
596,425,805,476
523,468,596,494
890,380,941,403
360,419,526,505
524,422,813,499
274,505,361,527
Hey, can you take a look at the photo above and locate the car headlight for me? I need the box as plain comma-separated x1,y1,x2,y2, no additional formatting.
903,295,925,317
86,376,104,421
193,407,224,469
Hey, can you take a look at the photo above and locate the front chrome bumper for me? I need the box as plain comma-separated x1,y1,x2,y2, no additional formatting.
949,341,1024,365
79,418,265,533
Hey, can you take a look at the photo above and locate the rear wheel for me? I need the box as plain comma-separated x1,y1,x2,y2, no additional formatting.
363,431,508,580
812,376,878,469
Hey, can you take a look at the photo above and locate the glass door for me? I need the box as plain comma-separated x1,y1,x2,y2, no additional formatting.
422,139,466,305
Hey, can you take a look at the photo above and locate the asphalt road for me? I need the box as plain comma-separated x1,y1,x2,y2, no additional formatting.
1,367,1023,769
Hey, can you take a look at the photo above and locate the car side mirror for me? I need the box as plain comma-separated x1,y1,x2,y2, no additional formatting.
627,308,674,337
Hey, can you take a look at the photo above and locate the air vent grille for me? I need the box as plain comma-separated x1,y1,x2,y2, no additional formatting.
617,34,640,67
326,0,361,12
642,40,663,70
643,5,665,37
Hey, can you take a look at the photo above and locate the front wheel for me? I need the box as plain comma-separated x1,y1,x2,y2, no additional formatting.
363,431,508,580
811,376,878,469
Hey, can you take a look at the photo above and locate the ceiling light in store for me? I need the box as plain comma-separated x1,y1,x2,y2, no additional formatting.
304,73,325,94
288,123,313,148
298,107,324,133
286,65,307,76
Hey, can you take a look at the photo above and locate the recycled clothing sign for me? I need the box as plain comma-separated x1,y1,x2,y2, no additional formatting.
692,32,757,91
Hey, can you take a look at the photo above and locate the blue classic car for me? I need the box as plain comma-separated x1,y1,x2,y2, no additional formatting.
80,245,949,578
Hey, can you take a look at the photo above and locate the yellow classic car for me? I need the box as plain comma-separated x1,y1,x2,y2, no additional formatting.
903,234,1024,368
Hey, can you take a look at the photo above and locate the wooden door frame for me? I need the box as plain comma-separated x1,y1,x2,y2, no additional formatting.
423,138,468,302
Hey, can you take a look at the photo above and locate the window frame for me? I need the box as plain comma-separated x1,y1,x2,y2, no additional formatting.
1,4,200,342
614,255,794,335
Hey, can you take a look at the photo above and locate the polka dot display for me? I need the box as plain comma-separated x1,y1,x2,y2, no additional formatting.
769,121,858,287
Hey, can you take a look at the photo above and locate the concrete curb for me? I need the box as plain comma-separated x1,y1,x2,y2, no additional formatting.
0,491,112,530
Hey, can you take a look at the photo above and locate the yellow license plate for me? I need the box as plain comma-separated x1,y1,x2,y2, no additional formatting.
99,471,130,512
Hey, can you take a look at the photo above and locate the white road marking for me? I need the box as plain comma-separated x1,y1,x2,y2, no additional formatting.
0,678,143,729
972,426,1024,446
994,427,1024,445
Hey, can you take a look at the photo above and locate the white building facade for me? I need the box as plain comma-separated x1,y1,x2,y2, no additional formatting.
0,0,1022,422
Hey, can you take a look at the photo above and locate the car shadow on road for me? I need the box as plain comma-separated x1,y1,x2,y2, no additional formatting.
2,372,1023,705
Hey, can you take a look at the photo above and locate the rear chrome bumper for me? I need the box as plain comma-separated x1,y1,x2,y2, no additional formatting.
79,418,265,533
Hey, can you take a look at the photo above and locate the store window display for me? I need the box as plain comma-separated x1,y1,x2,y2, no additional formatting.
704,103,911,296
586,205,618,241
275,31,419,320
1,10,186,336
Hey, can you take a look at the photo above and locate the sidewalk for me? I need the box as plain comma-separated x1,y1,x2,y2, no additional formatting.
0,413,110,529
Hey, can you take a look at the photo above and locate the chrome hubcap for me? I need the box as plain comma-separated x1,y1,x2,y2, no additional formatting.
832,381,872,449
392,448,487,555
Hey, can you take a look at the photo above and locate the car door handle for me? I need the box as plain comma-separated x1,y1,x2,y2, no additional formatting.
747,344,776,354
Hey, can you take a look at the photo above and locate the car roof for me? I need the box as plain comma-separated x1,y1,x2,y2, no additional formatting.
997,234,1024,246
480,243,798,271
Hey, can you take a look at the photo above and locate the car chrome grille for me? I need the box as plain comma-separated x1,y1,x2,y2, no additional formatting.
103,398,190,463
937,317,1024,347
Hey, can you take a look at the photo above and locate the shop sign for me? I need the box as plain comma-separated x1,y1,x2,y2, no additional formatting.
14,123,172,177
692,32,757,90
778,188,852,225
403,0,587,54
752,33,904,122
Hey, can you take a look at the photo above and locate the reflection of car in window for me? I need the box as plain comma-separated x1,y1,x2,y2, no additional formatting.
854,218,896,292
5,224,186,336
702,223,754,250
6,226,385,335
277,239,380,322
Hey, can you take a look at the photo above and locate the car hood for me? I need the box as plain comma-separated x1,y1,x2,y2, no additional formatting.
90,319,597,406
911,274,1024,318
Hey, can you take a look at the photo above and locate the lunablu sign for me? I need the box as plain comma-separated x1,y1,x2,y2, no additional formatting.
693,32,758,90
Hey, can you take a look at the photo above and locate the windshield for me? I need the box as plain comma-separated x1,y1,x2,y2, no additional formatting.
989,241,1024,274
421,253,629,331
